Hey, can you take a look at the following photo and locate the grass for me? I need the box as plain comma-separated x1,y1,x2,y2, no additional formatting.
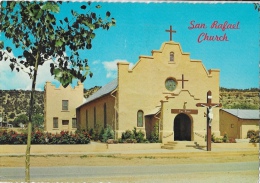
80,155,89,159
96,154,116,158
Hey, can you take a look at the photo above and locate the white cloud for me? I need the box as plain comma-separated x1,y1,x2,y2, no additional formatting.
102,59,134,79
92,60,100,65
0,50,31,90
0,50,57,91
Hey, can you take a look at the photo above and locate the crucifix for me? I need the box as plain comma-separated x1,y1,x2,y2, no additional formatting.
165,25,176,41
177,74,188,89
196,90,222,151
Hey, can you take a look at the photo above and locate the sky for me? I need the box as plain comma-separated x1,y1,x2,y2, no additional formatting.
0,1,258,91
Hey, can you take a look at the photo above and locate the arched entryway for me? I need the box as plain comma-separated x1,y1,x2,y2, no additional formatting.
174,113,192,141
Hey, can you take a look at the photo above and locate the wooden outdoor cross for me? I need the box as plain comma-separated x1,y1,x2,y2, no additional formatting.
177,74,189,89
165,25,176,41
196,90,222,151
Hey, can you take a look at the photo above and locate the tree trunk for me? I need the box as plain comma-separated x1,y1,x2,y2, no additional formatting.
25,56,39,182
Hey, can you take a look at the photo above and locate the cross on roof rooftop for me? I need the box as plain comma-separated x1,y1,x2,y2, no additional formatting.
165,25,176,41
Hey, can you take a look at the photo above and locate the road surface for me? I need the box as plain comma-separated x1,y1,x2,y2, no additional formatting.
0,161,258,182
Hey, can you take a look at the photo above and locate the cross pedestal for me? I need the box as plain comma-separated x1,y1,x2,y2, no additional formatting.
196,91,222,151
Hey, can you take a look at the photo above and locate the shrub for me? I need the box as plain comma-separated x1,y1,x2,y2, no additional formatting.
102,125,114,143
99,127,105,141
247,130,259,143
0,130,27,144
12,114,28,127
31,130,46,144
149,122,160,143
120,127,147,143
211,133,216,142
89,128,99,141
0,130,91,144
222,133,229,143
132,127,145,143
122,130,133,140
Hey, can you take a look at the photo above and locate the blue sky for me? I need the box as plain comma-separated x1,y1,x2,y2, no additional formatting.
0,2,258,90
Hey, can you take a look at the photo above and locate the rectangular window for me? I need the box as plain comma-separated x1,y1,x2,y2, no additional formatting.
53,117,58,128
62,120,69,125
72,118,77,128
62,100,68,110
104,103,107,128
94,107,96,127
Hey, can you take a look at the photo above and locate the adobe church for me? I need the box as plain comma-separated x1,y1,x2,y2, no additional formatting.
76,26,221,143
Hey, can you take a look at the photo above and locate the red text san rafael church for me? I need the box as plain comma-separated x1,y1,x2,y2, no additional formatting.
75,26,221,143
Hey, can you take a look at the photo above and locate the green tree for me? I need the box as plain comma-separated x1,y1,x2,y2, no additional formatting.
13,114,29,127
0,1,115,182
9,112,15,119
229,103,258,109
32,114,44,130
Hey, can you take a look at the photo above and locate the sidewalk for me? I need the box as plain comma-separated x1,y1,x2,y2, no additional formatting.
0,142,258,157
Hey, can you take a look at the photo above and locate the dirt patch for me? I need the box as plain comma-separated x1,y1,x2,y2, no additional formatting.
0,151,257,167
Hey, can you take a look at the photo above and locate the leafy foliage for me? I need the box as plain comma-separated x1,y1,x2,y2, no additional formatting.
13,114,29,127
254,3,260,12
227,103,258,110
149,122,160,143
120,127,146,143
32,114,44,130
247,130,259,143
211,133,229,143
88,125,100,141
0,1,116,87
0,130,91,144
101,125,114,143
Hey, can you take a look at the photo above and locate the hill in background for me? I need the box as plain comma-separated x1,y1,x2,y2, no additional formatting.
0,87,258,123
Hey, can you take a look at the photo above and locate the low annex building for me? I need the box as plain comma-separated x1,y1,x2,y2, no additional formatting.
44,81,84,133
76,27,221,143
219,109,259,139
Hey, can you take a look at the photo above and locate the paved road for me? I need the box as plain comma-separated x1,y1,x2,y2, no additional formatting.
0,161,258,182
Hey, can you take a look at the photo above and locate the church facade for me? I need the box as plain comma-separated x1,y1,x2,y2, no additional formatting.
76,40,220,143
44,81,84,133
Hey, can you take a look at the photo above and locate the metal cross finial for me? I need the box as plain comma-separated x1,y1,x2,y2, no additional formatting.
165,25,176,41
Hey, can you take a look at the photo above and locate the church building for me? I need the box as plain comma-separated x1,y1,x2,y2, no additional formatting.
76,27,221,143
44,81,84,133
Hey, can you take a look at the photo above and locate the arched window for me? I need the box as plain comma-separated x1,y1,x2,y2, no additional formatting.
170,52,174,62
137,110,144,127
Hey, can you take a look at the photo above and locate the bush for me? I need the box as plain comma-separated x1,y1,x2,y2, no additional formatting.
0,130,27,144
222,133,229,143
88,128,99,141
149,122,160,143
247,130,259,143
102,125,114,143
12,114,28,127
119,127,147,143
122,130,133,140
132,127,145,143
99,127,105,141
0,130,91,144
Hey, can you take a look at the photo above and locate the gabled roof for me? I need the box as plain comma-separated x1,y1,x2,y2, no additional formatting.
221,109,260,120
77,79,118,108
